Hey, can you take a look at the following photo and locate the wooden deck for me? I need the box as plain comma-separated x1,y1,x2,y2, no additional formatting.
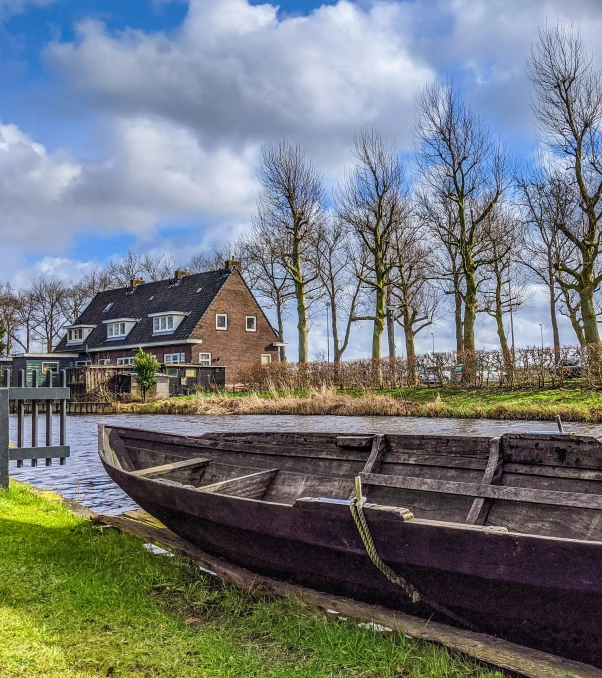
92,506,602,678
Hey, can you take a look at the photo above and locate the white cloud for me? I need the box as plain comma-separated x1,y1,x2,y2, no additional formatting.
0,0,58,18
45,0,434,168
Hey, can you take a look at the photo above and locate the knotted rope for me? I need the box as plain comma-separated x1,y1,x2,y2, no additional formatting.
349,476,476,630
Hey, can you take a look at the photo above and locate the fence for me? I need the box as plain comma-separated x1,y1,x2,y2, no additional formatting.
0,369,71,489
235,345,602,391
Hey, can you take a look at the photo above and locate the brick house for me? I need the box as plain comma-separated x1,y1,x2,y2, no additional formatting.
53,262,282,381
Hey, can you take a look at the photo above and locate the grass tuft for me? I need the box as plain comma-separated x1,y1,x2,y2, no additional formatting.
0,483,502,677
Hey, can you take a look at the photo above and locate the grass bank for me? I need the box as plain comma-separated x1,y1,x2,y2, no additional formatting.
0,482,501,678
117,386,602,422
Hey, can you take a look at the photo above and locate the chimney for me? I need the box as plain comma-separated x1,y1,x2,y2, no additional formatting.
129,278,145,291
224,259,242,272
174,269,190,280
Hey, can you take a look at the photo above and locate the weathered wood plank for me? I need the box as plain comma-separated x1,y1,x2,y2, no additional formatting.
134,457,211,479
504,464,602,482
385,452,487,471
360,472,602,511
9,445,70,461
466,437,503,525
199,469,278,499
502,434,602,469
336,436,373,448
96,510,602,678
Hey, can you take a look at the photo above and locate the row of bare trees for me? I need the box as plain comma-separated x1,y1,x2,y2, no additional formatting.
1,23,601,379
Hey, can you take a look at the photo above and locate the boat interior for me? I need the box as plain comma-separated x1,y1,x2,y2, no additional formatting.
102,426,602,540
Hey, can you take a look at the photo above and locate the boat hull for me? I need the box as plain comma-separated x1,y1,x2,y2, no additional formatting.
102,457,602,668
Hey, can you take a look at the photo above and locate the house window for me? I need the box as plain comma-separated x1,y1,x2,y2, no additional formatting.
216,314,228,330
98,359,111,366
246,316,257,332
164,353,185,364
107,322,127,338
68,328,84,342
75,360,91,367
261,354,272,365
153,315,175,334
42,362,59,373
117,357,135,366
185,368,197,378
198,352,212,366
103,303,113,313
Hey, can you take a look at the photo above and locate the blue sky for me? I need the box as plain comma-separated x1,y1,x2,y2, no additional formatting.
2,0,602,357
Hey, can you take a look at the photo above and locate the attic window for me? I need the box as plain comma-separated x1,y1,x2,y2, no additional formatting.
149,295,155,301
153,315,174,333
103,303,113,313
246,316,257,332
196,287,203,293
216,314,228,330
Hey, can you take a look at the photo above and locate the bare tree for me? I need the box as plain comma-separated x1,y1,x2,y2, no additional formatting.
0,283,22,355
389,219,439,384
418,193,465,352
338,130,409,361
253,140,324,362
528,24,602,344
29,276,69,352
243,231,294,362
517,167,581,352
415,81,511,379
481,209,527,374
312,216,364,362
141,253,176,281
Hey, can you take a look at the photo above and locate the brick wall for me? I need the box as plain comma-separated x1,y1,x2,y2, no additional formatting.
91,345,192,365
189,270,279,380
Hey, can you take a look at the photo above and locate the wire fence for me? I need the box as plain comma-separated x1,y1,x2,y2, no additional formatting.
236,345,602,391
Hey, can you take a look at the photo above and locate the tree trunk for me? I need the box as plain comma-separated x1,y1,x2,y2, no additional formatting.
331,299,342,363
295,280,309,362
462,269,478,383
494,303,512,376
276,302,286,362
372,284,386,361
403,315,417,386
454,271,464,353
581,286,600,345
548,271,560,362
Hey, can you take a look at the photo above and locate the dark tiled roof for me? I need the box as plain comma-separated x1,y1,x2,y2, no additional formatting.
54,270,231,352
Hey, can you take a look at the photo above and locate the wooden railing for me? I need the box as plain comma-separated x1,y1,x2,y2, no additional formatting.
0,369,71,489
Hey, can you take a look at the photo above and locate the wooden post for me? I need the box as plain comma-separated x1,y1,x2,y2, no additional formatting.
0,388,8,489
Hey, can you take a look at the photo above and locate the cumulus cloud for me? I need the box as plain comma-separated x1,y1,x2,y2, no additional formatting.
45,0,434,168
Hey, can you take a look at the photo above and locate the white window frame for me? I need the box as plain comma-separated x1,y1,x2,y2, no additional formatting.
164,353,185,364
261,354,272,365
98,359,111,366
42,362,59,373
216,313,228,330
198,352,212,366
68,328,84,342
107,322,127,339
246,316,257,332
117,357,135,366
153,315,175,334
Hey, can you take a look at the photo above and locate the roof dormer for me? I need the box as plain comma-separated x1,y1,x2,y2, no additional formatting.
103,318,139,340
65,324,96,345
149,311,188,335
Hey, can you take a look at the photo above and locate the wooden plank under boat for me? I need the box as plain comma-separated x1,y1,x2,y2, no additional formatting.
99,425,602,669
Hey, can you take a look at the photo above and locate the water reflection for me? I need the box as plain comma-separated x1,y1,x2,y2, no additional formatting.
10,413,602,515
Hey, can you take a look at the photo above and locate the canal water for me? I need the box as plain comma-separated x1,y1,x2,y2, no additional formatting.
10,414,602,515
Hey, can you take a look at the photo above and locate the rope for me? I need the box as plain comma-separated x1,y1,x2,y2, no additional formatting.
349,476,476,630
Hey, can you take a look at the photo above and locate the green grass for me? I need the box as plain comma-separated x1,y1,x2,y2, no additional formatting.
0,483,502,678
120,385,602,421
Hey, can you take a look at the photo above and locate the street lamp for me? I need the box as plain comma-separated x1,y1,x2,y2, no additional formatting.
539,323,544,351
429,331,435,355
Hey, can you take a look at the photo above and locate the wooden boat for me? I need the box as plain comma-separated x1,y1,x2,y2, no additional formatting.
99,425,602,668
